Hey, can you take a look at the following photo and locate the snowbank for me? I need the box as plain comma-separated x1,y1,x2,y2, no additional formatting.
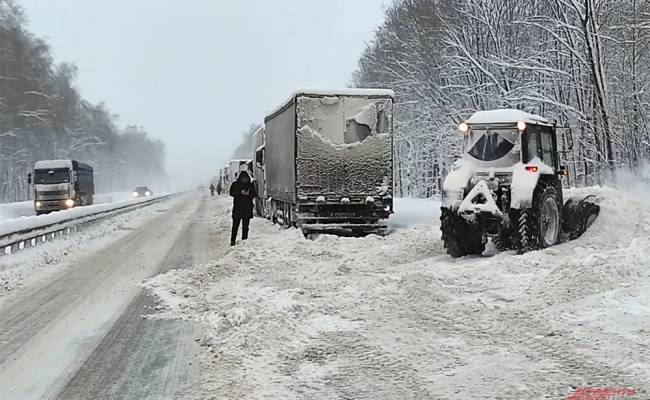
388,197,440,229
144,188,650,399
0,194,169,237
0,201,34,221
0,192,140,223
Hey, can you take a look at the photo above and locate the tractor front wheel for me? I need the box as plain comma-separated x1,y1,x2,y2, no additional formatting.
441,209,484,258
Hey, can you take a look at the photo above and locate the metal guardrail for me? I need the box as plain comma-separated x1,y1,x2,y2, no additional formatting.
0,194,176,256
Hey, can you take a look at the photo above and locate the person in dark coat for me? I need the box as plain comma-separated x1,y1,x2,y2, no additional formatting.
209,184,215,196
229,171,256,245
216,181,222,195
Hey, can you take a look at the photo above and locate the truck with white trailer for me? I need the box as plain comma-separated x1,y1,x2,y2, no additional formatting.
29,159,95,215
264,89,394,236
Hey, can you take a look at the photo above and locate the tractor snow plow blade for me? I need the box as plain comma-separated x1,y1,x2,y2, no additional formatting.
562,195,600,240
301,223,388,238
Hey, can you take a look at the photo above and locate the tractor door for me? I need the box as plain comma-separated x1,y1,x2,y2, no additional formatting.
523,125,558,171
539,127,558,171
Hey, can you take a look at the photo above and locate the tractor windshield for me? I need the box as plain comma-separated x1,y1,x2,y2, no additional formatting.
467,129,518,163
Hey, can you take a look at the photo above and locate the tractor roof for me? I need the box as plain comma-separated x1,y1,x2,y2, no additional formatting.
465,109,551,127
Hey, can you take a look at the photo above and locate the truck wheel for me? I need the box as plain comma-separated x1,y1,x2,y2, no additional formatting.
271,202,278,224
519,182,562,252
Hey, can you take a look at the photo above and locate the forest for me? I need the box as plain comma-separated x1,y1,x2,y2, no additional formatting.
354,0,650,197
0,0,166,202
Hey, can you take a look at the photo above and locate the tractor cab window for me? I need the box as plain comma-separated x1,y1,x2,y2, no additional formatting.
540,130,555,167
525,126,555,167
467,130,516,162
526,129,542,162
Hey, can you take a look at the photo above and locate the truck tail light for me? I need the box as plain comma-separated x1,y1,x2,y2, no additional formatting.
375,211,390,219
525,165,539,173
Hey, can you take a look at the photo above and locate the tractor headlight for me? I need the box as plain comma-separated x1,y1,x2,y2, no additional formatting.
459,122,469,133
64,199,75,208
517,121,527,131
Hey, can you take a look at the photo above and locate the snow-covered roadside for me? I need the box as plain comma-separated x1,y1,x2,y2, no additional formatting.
0,193,170,237
0,195,183,308
0,201,34,221
0,191,155,223
387,197,441,230
144,188,650,399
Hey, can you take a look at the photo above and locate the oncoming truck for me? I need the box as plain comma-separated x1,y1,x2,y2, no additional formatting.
29,159,95,215
264,89,394,236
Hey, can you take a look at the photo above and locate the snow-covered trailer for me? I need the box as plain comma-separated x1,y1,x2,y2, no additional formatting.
252,126,266,217
264,89,394,236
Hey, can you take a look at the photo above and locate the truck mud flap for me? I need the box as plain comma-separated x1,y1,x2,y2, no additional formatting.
301,223,388,238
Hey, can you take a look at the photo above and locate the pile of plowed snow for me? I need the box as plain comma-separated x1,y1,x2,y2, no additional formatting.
144,187,650,399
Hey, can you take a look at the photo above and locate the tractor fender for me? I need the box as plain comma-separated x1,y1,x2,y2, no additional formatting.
442,159,473,210
510,159,554,209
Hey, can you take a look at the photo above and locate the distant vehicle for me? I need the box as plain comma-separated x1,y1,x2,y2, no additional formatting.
132,186,153,198
218,166,231,193
263,89,394,236
229,159,252,184
29,159,95,215
252,126,266,217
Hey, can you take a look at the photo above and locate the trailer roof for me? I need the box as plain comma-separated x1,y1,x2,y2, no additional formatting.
466,109,550,126
265,88,394,122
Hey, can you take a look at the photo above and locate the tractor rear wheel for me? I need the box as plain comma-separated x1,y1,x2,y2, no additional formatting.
518,182,562,252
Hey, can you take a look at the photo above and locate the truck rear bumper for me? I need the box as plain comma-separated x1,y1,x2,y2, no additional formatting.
300,223,388,237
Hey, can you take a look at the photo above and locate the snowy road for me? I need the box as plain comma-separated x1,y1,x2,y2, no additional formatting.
1,189,648,399
0,193,225,400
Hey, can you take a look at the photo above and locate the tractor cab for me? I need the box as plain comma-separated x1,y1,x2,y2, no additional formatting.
459,109,558,172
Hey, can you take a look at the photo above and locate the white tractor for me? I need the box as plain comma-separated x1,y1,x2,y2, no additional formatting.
441,109,599,257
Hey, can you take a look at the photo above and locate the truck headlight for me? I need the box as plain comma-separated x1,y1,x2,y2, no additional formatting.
35,201,42,208
64,199,75,208
132,192,138,197
145,191,151,196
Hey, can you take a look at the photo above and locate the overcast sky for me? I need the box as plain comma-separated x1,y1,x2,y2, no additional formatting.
19,0,387,187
